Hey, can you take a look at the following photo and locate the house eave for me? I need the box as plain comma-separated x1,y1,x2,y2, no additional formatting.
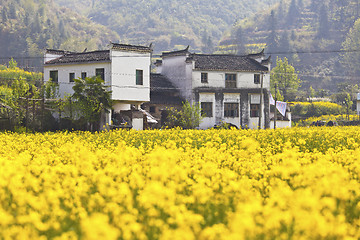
44,60,112,67
193,68,269,73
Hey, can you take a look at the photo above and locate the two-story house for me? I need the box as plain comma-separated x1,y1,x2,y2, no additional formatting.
43,43,152,130
156,47,271,129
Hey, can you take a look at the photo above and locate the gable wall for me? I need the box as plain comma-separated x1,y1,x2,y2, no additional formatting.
44,62,111,97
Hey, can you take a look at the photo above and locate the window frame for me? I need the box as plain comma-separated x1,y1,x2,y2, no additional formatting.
225,73,237,88
95,68,105,81
250,104,260,118
136,69,143,85
69,72,75,83
254,74,260,84
201,72,208,83
49,70,58,83
224,103,239,118
201,102,213,117
81,72,87,80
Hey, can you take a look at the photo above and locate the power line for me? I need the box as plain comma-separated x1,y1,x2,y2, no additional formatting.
1,47,360,61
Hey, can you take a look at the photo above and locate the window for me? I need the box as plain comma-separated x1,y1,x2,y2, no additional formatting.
201,73,208,83
225,74,236,88
254,74,260,84
69,73,75,83
250,104,260,117
81,72,87,80
136,69,143,85
201,102,213,117
224,103,239,117
96,68,105,81
49,70,58,83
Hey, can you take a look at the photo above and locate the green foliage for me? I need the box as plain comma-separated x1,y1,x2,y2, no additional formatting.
341,18,360,76
227,0,360,94
43,81,59,99
271,57,301,102
54,0,280,53
0,59,43,128
72,76,112,131
165,101,203,129
0,0,119,69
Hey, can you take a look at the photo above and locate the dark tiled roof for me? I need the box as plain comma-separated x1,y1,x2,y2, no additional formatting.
45,49,75,55
45,50,110,65
150,73,178,92
247,49,265,59
188,54,269,72
161,46,190,58
150,94,184,105
110,43,152,53
150,73,184,105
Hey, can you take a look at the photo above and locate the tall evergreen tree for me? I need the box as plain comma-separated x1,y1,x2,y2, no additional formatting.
341,18,360,77
278,30,290,54
8,3,17,19
310,0,320,12
266,10,278,53
317,3,330,39
287,0,300,27
277,0,285,23
235,26,246,55
1,7,8,23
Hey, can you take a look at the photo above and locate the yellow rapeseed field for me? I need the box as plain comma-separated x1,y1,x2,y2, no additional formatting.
1,127,360,239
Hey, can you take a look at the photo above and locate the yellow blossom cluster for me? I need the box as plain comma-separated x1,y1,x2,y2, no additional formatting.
1,127,360,239
300,114,360,125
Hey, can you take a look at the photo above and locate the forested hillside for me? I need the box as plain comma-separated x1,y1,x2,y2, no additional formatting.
0,0,119,70
221,0,360,94
54,0,280,53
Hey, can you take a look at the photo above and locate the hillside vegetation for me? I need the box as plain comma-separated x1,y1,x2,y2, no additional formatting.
221,0,360,94
54,0,280,53
0,0,119,70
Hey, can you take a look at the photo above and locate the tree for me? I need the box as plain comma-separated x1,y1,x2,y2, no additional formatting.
266,10,278,53
235,26,246,55
165,101,203,129
341,18,360,77
72,76,112,131
277,0,285,22
317,3,330,39
287,0,300,27
344,93,353,121
8,58,17,69
271,57,301,101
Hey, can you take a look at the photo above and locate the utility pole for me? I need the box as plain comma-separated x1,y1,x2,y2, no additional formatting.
25,95,29,133
258,73,264,129
274,83,277,129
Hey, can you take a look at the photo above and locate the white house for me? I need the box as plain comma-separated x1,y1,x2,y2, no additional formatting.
43,43,152,130
156,47,271,129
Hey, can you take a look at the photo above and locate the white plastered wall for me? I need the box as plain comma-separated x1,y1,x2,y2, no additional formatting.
161,55,193,102
132,118,144,130
110,50,151,102
192,71,270,89
43,62,111,98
